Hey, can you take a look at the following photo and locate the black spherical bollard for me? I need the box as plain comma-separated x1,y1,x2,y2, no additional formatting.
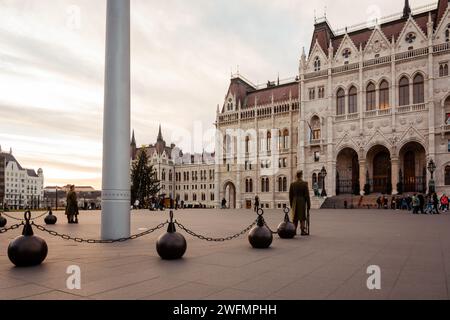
156,211,187,260
8,211,48,267
277,208,296,239
0,213,7,228
44,208,57,225
249,208,273,249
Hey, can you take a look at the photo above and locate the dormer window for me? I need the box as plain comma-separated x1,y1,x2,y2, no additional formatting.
314,57,321,72
227,98,233,111
446,24,450,42
405,32,416,44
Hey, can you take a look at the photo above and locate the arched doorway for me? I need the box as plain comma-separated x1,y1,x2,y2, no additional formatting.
399,142,426,193
367,145,392,194
223,181,236,209
336,148,360,194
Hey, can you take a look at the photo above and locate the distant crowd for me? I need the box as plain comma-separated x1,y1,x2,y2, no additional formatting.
375,193,449,214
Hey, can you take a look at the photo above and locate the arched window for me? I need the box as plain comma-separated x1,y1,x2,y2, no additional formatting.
379,80,389,109
245,135,250,154
336,88,345,115
283,177,287,192
366,82,376,111
283,129,289,150
193,194,197,201
440,63,449,77
261,177,270,193
277,130,283,150
161,169,166,181
266,131,272,152
446,24,450,42
224,134,232,155
445,166,450,186
278,177,283,192
245,178,253,193
348,86,358,114
413,74,424,104
314,57,321,71
311,116,321,140
399,76,410,106
312,173,318,186
169,170,173,182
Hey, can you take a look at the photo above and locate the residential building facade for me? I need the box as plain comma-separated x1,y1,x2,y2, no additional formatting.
0,147,44,209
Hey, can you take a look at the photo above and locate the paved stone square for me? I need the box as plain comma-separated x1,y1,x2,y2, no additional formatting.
0,208,449,300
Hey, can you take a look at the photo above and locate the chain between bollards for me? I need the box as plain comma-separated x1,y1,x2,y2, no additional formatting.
0,222,24,234
2,211,48,221
31,221,169,244
174,219,258,242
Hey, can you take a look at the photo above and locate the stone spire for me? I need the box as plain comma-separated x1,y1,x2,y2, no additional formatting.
157,124,163,142
131,130,136,146
403,0,412,19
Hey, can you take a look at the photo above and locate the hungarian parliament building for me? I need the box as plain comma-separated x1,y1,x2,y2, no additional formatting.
135,0,450,209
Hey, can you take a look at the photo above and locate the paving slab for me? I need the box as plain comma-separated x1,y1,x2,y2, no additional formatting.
0,208,449,300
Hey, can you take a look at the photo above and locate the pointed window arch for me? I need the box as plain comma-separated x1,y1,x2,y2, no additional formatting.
399,76,410,106
445,166,450,185
445,24,450,42
348,86,358,114
336,88,345,115
366,82,376,111
379,80,389,109
314,56,321,71
266,131,272,152
413,74,424,104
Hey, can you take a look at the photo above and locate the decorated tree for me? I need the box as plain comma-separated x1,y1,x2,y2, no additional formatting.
130,150,160,207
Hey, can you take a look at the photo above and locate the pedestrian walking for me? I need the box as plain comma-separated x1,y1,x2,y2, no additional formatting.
254,196,260,212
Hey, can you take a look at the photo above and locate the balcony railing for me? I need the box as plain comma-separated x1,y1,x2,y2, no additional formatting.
219,112,239,123
441,124,450,133
304,69,328,79
396,103,427,114
363,56,392,68
332,62,360,74
308,139,324,146
395,47,428,62
433,42,450,54
364,108,392,118
335,113,360,122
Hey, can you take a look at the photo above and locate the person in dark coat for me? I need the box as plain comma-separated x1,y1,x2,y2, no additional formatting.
432,193,440,214
418,194,425,214
289,171,311,236
254,196,260,212
65,185,79,224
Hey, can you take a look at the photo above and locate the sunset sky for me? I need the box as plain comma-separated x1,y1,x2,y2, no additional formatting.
0,0,434,189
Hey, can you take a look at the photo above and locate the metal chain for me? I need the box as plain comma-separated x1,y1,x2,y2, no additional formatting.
0,222,24,234
264,222,278,235
31,221,169,244
2,211,48,221
174,219,257,242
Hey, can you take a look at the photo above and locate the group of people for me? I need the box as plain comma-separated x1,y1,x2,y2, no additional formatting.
376,193,449,214
63,171,314,235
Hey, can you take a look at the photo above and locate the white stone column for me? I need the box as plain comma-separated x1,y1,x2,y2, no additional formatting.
101,0,131,240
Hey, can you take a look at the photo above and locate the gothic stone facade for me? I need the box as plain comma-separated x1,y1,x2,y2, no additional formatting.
215,0,450,209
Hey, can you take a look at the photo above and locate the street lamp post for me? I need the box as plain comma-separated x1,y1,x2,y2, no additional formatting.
321,166,328,197
427,159,436,195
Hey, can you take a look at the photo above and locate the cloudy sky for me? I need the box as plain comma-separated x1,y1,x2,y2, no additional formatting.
0,0,433,189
